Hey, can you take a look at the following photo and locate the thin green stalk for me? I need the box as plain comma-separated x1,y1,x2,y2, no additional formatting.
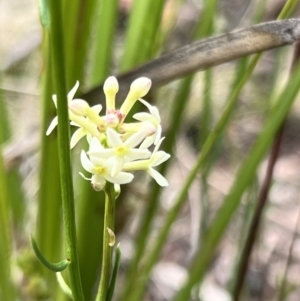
48,1,84,300
96,183,115,301
172,57,300,301
278,0,298,20
197,0,219,247
199,67,213,244
0,114,15,301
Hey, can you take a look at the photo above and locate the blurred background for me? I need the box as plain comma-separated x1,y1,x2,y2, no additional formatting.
1,0,300,300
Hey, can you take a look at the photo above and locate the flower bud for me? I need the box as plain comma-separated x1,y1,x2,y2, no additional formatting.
69,99,90,116
104,76,119,111
103,113,119,127
130,77,151,98
120,77,152,118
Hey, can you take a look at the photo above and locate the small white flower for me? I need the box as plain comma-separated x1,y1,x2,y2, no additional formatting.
123,138,170,186
88,128,151,176
80,150,134,191
134,99,162,149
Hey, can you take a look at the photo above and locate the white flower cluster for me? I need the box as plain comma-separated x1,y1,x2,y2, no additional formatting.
47,77,171,191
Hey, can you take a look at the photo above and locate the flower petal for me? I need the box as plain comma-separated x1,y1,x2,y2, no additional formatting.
68,81,79,101
153,137,165,153
124,130,147,148
154,126,162,145
70,121,80,127
52,95,57,107
89,156,106,167
91,104,102,114
46,116,58,135
126,149,151,160
70,128,86,149
80,151,95,173
133,112,151,122
148,168,169,186
139,99,160,121
107,128,123,147
151,151,171,166
111,156,125,177
105,172,134,185
140,135,155,149
89,137,103,152
88,148,113,159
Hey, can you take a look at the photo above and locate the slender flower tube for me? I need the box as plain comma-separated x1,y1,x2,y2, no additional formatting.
104,76,119,112
119,77,152,118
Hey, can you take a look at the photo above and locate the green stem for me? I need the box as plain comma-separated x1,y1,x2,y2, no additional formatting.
96,183,115,301
48,1,84,300
0,138,15,301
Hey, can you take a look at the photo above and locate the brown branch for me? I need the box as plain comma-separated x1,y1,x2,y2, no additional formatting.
83,19,300,104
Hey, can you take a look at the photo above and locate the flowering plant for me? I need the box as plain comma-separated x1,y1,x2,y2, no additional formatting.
47,76,170,191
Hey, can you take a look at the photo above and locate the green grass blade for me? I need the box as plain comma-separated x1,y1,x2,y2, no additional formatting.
62,0,80,87
278,0,298,19
69,0,98,86
62,0,97,87
36,34,63,292
172,56,300,301
48,1,85,299
121,0,166,71
0,100,15,301
77,183,105,301
90,0,118,86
